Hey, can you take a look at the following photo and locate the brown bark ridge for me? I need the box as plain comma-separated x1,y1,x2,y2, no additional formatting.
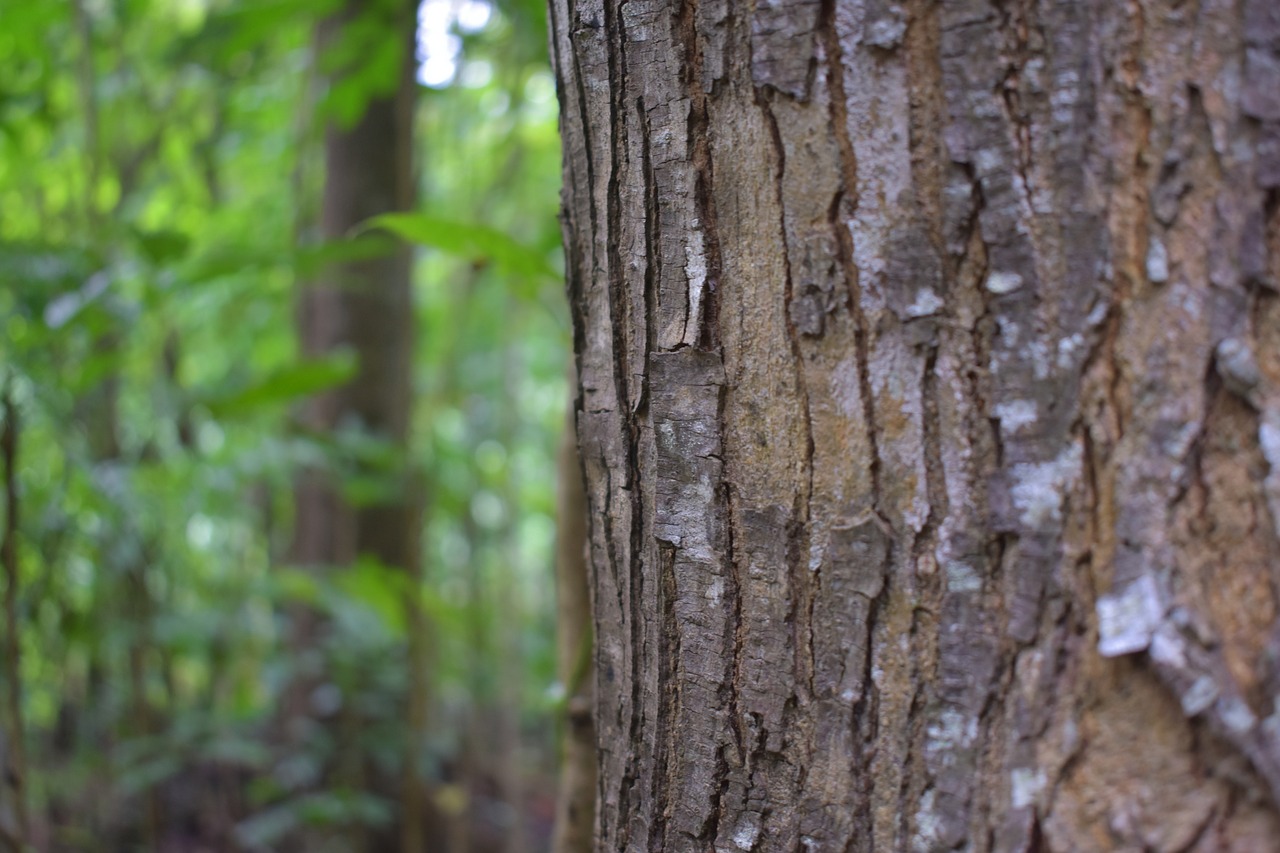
550,0,1280,849
287,0,422,846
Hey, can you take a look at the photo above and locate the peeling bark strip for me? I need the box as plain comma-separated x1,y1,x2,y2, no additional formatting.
551,0,1280,849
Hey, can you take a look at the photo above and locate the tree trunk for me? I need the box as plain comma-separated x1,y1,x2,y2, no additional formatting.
288,0,421,845
0,388,25,852
295,0,418,578
550,0,1280,850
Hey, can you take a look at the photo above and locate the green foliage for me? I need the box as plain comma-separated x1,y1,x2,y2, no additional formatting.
0,0,566,846
366,212,558,289
202,349,359,417
235,790,394,848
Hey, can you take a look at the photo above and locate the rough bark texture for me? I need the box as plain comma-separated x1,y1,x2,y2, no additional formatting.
550,0,1280,849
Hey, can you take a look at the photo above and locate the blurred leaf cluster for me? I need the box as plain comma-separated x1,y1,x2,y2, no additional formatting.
0,0,566,847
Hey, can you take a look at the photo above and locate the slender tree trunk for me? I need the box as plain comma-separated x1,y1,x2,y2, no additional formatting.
495,340,528,853
75,335,136,842
458,506,483,853
551,378,594,853
289,0,422,845
403,471,431,853
0,387,26,851
550,0,1280,849
0,730,17,853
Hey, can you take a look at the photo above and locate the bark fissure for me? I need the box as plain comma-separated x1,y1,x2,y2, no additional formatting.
819,5,884,521
677,0,725,351
713,478,744,849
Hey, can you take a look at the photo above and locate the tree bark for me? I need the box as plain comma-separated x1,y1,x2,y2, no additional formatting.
550,0,1280,850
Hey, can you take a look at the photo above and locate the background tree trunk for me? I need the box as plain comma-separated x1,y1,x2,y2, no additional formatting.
550,0,1280,849
288,0,421,846
1,388,26,852
293,0,418,584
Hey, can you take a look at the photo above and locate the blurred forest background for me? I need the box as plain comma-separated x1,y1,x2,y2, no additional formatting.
0,0,577,850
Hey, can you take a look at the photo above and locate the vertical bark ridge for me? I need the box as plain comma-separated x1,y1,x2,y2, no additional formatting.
813,23,892,848
681,7,740,848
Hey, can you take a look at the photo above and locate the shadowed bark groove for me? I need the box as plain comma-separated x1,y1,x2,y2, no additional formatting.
552,0,1280,849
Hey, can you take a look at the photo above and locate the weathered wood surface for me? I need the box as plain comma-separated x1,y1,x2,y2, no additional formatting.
550,0,1280,849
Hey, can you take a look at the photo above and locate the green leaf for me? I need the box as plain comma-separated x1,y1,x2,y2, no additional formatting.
273,567,323,605
183,0,330,65
236,791,392,848
179,238,388,289
363,212,559,282
292,237,395,277
201,350,358,417
202,734,271,768
134,227,192,265
334,557,409,637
